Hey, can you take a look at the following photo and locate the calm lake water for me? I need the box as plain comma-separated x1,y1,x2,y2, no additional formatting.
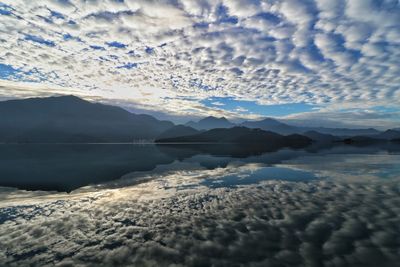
1,143,400,266
0,143,399,192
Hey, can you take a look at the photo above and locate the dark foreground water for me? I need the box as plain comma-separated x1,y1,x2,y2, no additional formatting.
0,143,400,266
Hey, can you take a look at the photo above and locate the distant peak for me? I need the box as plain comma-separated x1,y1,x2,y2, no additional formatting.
54,95,85,101
8,95,88,104
202,116,228,121
261,117,277,121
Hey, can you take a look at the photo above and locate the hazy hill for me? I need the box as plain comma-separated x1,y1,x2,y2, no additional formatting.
305,126,380,137
185,116,235,130
240,117,380,136
157,125,199,139
341,136,384,145
0,95,174,143
375,129,400,140
241,118,298,135
339,129,400,145
156,126,312,148
303,131,341,143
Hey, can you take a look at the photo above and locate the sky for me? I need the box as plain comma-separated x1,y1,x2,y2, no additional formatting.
0,0,399,128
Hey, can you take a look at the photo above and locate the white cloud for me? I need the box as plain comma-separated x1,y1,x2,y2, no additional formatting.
0,0,399,126
223,0,261,18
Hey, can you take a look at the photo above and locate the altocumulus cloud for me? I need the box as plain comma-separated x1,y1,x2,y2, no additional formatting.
0,0,399,124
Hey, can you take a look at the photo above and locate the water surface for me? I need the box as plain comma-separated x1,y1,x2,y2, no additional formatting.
0,143,399,191
1,143,400,266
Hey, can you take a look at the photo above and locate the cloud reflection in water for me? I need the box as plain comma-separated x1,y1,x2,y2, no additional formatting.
1,152,400,266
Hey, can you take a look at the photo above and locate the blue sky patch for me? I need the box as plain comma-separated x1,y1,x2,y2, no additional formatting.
202,97,317,117
145,47,154,54
0,63,55,84
37,15,53,23
90,45,106,50
216,4,238,24
24,34,55,47
117,63,138,69
0,9,12,16
0,63,19,79
106,41,127,48
0,3,12,16
62,33,73,41
255,12,281,25
50,10,65,20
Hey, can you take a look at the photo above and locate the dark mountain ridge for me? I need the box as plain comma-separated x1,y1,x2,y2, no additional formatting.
155,126,312,148
0,95,174,143
185,116,235,130
241,117,381,136
302,131,341,143
1,96,395,144
185,116,382,137
157,125,199,139
241,118,298,135
374,129,400,140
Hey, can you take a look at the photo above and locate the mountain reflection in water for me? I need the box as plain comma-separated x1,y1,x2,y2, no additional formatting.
1,143,400,266
0,143,400,192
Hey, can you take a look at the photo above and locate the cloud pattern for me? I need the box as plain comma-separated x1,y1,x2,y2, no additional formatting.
0,0,400,123
1,176,400,266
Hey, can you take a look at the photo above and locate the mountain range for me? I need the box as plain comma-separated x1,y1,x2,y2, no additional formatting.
156,127,312,149
186,116,382,136
0,95,173,143
185,116,235,130
240,118,381,136
0,95,399,144
157,125,200,139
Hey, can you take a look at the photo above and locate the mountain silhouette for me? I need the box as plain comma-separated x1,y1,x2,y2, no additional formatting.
185,116,235,130
240,117,380,136
339,129,400,145
341,136,384,145
241,118,298,135
0,95,174,143
302,131,340,142
156,126,312,148
0,96,391,144
375,129,400,140
157,125,199,139
305,126,380,136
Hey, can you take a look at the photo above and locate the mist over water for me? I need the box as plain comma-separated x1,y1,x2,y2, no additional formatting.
1,144,400,266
